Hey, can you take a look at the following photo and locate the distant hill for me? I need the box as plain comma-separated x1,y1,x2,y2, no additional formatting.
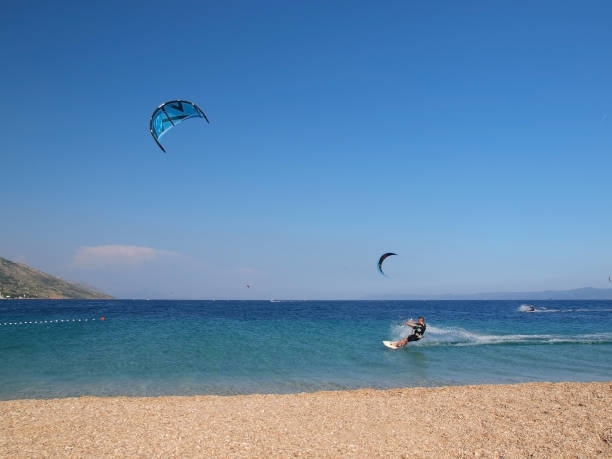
0,257,112,299
366,287,612,301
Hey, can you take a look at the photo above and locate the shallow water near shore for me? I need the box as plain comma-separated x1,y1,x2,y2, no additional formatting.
1,299,611,399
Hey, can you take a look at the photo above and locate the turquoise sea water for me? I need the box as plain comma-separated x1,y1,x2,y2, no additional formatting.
0,300,611,400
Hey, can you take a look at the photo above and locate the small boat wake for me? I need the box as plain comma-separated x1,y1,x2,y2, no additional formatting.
518,304,560,313
518,304,612,313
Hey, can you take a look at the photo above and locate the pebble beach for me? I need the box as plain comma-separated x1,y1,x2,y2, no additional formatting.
2,381,611,457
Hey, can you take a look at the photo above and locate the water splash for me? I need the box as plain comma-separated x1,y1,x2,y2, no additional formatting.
389,323,410,340
397,324,612,347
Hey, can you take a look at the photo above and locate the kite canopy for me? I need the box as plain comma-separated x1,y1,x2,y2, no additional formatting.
377,252,397,276
150,100,209,152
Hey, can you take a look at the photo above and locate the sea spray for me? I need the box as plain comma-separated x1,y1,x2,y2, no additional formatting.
388,322,612,347
417,325,612,347
389,322,411,340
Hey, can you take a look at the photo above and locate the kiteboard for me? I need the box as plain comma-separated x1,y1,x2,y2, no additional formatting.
382,340,400,349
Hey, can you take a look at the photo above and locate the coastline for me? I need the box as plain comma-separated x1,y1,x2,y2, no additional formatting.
2,381,610,457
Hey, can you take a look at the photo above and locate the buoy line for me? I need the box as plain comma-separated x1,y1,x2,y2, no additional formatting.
1,317,105,326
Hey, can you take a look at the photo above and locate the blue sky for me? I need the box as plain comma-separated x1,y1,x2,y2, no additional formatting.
1,0,611,298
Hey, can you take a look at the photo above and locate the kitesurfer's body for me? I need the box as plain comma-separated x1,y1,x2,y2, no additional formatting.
391,317,426,347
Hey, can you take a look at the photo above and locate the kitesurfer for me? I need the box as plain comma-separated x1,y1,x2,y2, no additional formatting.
390,317,426,347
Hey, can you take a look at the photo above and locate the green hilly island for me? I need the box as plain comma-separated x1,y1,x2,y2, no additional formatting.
0,257,112,299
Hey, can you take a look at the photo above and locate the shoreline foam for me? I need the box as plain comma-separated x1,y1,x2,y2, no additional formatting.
2,382,611,457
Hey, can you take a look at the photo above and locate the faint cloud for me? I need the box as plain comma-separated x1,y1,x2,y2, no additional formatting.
602,113,608,121
72,245,178,268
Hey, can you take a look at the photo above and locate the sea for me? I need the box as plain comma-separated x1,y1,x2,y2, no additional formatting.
0,299,611,400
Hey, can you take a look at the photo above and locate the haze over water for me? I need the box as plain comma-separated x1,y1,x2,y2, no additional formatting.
1,299,610,400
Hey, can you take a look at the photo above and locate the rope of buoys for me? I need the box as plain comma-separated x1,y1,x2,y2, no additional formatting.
0,317,105,326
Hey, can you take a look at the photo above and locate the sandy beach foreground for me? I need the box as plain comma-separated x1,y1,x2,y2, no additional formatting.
1,382,610,458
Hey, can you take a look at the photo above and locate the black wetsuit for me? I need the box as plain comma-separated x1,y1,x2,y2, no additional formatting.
407,322,426,342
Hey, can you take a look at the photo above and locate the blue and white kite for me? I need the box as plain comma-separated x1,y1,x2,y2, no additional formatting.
149,100,209,152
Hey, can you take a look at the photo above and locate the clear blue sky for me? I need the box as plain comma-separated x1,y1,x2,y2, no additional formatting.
1,0,611,299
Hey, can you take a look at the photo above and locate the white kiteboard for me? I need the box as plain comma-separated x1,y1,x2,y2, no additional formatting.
382,340,400,349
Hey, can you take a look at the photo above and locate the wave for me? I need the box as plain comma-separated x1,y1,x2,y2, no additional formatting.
389,324,612,347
